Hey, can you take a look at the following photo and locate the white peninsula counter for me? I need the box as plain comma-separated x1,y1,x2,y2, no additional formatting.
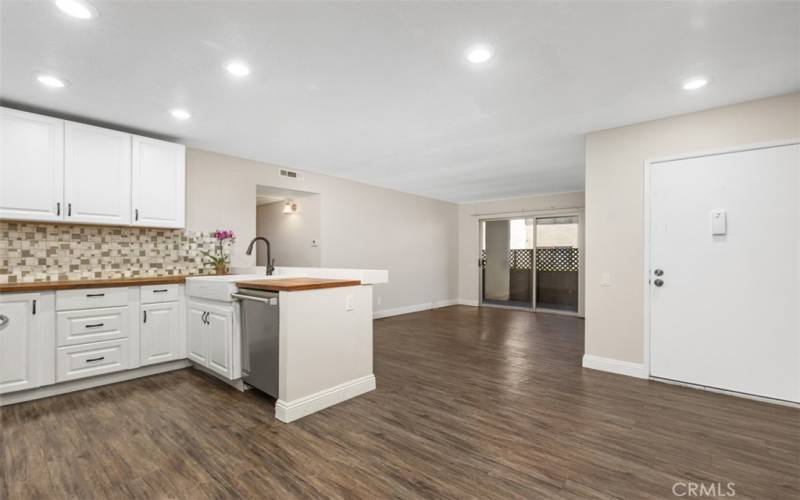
185,267,388,422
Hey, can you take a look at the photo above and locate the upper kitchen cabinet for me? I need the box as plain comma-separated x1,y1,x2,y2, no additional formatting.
64,122,132,225
0,108,64,222
131,136,185,228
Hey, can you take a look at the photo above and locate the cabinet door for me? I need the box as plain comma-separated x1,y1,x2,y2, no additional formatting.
187,303,208,365
131,136,185,228
140,302,180,366
64,122,131,225
0,108,64,222
206,307,233,378
0,296,40,394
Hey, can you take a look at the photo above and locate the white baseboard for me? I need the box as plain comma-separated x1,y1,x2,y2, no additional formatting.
458,299,479,307
275,374,376,423
0,359,191,406
373,299,459,319
582,354,648,379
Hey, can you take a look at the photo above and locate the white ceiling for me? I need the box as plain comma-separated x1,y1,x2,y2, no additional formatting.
2,1,798,203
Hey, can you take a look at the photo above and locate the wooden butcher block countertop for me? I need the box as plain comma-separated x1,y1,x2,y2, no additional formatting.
235,277,361,292
0,275,199,293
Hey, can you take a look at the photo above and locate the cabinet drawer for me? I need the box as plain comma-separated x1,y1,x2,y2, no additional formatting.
56,287,128,311
56,306,129,346
140,284,179,304
56,338,130,382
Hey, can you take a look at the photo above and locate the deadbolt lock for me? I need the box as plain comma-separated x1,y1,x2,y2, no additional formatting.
654,269,664,276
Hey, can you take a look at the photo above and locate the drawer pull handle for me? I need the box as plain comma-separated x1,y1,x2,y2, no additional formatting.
153,289,169,293
85,323,104,328
86,357,105,363
86,293,105,298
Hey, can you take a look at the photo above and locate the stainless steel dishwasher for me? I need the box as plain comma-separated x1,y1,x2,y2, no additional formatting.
232,289,279,398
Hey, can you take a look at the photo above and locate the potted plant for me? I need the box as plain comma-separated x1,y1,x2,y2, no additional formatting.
203,229,236,275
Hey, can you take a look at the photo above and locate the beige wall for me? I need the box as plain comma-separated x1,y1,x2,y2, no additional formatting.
186,148,459,313
457,191,585,304
585,92,800,364
255,195,322,268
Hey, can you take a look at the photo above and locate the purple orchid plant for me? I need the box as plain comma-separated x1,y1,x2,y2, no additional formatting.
203,229,236,268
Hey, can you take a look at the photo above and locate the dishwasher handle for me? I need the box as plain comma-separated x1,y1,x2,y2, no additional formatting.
231,293,278,305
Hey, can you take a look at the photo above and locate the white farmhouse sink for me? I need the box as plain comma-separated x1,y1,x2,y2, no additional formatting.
186,274,277,302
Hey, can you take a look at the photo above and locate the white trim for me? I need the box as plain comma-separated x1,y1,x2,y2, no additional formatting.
643,138,800,379
457,298,479,307
275,374,376,423
0,359,190,406
373,299,458,319
582,354,647,379
652,377,800,408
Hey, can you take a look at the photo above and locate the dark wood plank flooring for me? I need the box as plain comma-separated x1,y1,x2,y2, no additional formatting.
1,306,798,499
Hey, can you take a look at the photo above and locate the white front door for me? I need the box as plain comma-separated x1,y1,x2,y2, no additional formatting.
650,143,799,403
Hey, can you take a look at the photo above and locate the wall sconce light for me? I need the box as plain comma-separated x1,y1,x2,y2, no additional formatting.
282,200,298,214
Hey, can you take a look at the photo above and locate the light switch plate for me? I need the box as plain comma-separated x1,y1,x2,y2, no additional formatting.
711,209,727,235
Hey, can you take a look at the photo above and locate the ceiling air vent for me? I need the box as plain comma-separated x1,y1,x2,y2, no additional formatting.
280,169,299,179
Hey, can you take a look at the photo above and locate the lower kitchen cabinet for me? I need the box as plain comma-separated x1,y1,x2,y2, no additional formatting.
0,294,46,394
140,301,181,366
187,300,234,379
56,338,131,382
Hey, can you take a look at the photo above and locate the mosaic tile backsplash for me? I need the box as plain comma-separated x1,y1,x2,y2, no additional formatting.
1,221,218,283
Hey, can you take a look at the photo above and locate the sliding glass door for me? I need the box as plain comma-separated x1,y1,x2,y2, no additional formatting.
480,213,581,314
534,216,579,313
481,218,533,308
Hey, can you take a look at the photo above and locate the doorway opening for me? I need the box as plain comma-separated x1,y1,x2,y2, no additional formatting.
255,185,321,269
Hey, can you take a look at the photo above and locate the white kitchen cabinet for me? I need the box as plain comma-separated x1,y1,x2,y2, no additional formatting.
131,136,185,228
206,306,233,378
140,302,181,366
64,122,131,225
0,294,45,394
56,338,131,382
187,302,208,365
0,107,64,222
186,300,234,378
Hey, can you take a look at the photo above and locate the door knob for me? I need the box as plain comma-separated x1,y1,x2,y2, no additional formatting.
654,269,664,276
654,279,664,287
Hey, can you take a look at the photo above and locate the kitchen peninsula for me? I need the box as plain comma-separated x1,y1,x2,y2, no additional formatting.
1,267,388,423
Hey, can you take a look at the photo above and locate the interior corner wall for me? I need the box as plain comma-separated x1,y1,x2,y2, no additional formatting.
585,92,800,365
185,149,459,314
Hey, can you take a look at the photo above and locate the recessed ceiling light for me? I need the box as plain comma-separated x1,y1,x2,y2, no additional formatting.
54,0,98,19
682,78,708,90
37,74,66,88
225,61,251,77
170,109,191,120
466,45,493,64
